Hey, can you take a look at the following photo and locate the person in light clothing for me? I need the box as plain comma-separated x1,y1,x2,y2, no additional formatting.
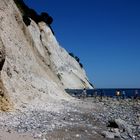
116,91,121,100
82,88,87,99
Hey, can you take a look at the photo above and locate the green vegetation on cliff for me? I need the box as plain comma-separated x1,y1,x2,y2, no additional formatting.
13,0,54,30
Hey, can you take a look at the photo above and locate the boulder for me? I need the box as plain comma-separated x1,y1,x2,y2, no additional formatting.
115,118,134,139
101,131,115,139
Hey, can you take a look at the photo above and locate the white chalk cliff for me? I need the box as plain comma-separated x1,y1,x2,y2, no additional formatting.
0,0,93,110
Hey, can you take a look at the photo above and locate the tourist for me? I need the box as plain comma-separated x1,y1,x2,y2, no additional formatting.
94,91,97,99
116,91,121,100
134,90,138,100
122,91,126,99
82,88,87,99
100,90,103,100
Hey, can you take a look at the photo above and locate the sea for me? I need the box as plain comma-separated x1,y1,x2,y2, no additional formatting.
66,88,140,98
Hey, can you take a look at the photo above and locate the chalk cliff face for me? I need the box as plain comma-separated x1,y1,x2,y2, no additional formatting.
0,0,93,110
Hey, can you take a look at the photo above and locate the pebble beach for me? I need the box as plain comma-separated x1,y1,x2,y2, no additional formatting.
0,97,139,140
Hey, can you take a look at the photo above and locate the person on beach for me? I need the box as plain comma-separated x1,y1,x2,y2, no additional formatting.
122,91,126,99
94,91,97,99
134,90,138,100
100,90,103,100
82,88,87,99
116,91,121,100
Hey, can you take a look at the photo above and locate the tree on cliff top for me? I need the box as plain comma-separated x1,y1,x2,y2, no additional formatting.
14,0,53,26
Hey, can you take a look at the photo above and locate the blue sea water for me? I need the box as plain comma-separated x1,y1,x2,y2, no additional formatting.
66,88,140,98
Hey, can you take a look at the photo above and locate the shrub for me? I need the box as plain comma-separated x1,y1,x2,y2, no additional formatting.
40,12,49,20
40,12,53,25
69,52,84,68
46,16,53,25
22,15,31,26
27,8,39,23
14,0,29,14
69,53,75,58
79,63,83,68
75,56,80,63
14,0,54,32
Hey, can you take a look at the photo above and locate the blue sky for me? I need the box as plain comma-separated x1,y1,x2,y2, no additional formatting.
24,0,140,88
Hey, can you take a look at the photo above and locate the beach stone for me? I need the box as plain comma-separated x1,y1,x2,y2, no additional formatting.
121,133,131,140
101,131,115,139
115,118,134,139
33,133,42,139
76,134,80,138
114,129,121,138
